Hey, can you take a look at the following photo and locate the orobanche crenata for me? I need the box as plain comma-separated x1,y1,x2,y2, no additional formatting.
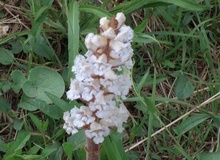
63,12,134,144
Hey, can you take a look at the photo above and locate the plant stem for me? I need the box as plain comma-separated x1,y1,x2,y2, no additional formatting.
86,137,101,160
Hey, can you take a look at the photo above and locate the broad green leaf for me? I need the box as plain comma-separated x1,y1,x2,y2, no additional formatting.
67,130,85,151
9,37,26,54
0,48,14,65
0,96,11,113
45,92,79,112
18,95,38,111
0,138,6,153
41,143,59,158
29,35,55,60
175,74,195,99
12,119,24,131
11,70,26,93
27,146,40,155
62,143,73,160
15,155,43,160
23,66,65,104
197,150,220,160
6,130,31,153
173,114,210,136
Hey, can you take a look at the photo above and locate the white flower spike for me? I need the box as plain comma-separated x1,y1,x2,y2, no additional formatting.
63,12,134,144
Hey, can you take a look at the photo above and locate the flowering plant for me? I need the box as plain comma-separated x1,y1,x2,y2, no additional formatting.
63,12,133,159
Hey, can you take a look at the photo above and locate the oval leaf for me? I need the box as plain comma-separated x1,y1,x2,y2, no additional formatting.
0,48,14,65
23,66,65,104
175,74,195,99
173,114,210,136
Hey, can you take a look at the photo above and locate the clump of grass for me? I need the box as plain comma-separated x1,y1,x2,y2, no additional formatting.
0,0,220,160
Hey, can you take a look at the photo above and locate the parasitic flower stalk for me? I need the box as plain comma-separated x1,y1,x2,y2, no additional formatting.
63,12,134,159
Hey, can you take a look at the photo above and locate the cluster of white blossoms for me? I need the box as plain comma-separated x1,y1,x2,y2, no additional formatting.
63,12,134,144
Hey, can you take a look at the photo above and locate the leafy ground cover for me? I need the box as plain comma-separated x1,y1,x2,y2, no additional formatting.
0,0,220,159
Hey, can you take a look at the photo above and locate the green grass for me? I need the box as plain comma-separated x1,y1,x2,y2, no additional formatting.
0,0,220,159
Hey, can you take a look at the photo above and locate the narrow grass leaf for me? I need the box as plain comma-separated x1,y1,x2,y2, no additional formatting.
136,69,150,93
134,19,148,33
134,33,159,44
103,136,123,160
67,1,79,82
174,145,193,160
173,114,210,136
160,0,209,11
110,133,128,160
79,5,111,18
29,113,46,133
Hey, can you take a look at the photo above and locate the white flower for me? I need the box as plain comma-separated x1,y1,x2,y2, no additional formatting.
66,79,82,100
63,106,96,135
115,12,126,29
101,27,116,39
115,25,133,42
85,33,107,52
99,17,110,31
85,122,110,144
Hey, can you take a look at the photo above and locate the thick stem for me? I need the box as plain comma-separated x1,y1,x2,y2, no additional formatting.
86,137,101,160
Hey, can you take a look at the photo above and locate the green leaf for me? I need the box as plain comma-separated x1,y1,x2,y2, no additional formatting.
103,136,124,160
133,33,159,44
45,92,78,112
0,48,14,65
9,37,26,54
23,66,65,104
11,70,26,93
160,0,210,11
162,60,175,68
197,150,220,160
79,5,111,18
18,95,38,111
136,69,150,93
29,113,47,133
62,143,73,160
12,119,24,131
67,130,85,151
67,1,79,82
41,143,59,158
173,114,210,136
0,96,11,113
6,130,31,153
175,74,195,99
29,35,55,60
0,138,6,153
